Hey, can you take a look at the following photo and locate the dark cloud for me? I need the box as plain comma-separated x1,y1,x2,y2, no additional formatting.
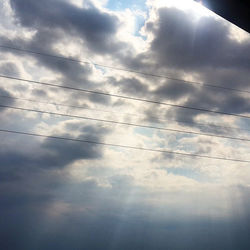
1,2,250,249
0,123,109,174
0,32,96,96
0,62,20,76
153,80,197,100
148,7,250,71
141,7,250,123
0,0,126,103
40,136,100,168
10,0,120,54
87,92,111,105
200,68,250,90
0,138,96,171
1,174,250,250
111,77,149,97
0,121,112,249
40,125,110,169
0,88,15,108
31,88,48,98
180,89,250,117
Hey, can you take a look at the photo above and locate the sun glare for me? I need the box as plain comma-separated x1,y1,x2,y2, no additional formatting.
152,0,214,18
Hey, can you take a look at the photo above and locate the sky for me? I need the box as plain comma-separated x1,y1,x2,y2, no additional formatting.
193,0,250,33
0,0,250,249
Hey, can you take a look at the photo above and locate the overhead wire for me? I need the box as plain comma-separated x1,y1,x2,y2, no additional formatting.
1,44,250,95
1,93,249,133
0,128,249,163
1,74,250,119
0,46,249,164
1,104,250,142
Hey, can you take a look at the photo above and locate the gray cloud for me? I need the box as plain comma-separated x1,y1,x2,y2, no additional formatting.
141,7,250,124
153,80,197,100
0,0,126,106
0,121,111,250
0,123,109,174
31,89,48,98
1,172,250,250
87,92,111,105
10,0,121,54
42,124,111,167
111,77,149,97
0,88,15,109
0,2,250,249
0,62,20,76
148,7,250,71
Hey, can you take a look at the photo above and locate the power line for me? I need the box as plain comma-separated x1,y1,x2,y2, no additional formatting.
1,104,250,142
1,44,250,95
1,74,250,119
1,94,249,133
0,128,249,163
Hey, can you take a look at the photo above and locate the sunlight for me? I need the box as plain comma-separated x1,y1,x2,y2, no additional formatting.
151,0,214,18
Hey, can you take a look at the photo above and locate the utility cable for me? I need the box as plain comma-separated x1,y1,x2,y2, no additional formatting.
0,128,249,163
1,44,250,94
1,104,250,142
1,93,249,132
1,74,250,119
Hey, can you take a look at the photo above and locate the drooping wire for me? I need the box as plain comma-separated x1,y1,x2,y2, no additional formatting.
1,104,250,142
0,128,249,163
1,44,250,94
1,74,250,119
0,93,249,133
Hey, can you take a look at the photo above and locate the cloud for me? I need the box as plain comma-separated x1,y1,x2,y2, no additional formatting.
148,7,250,71
10,0,120,53
111,77,149,97
0,123,110,188
153,79,197,100
140,5,250,123
0,62,19,76
0,0,127,100
0,87,15,109
0,1,250,249
1,174,250,250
